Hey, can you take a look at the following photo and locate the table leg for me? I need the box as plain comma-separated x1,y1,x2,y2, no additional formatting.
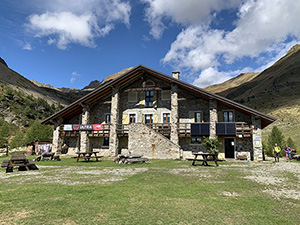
214,156,219,166
202,155,208,166
192,155,197,166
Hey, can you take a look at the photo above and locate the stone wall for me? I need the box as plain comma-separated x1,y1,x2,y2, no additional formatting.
128,123,181,159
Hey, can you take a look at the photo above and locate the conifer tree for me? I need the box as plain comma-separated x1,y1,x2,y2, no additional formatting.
286,137,296,151
267,126,285,157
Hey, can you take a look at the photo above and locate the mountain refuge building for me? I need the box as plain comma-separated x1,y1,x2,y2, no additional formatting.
41,65,276,161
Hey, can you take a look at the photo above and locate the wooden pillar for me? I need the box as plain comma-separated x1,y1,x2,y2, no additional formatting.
209,99,218,139
80,106,90,153
109,87,120,155
170,84,179,145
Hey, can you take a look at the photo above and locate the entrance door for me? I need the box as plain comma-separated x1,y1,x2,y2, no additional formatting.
224,138,235,158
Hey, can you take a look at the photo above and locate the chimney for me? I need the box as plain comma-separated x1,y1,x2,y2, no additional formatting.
172,71,180,79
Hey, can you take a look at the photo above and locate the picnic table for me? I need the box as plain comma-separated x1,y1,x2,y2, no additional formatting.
192,153,221,166
73,151,103,162
1,154,38,173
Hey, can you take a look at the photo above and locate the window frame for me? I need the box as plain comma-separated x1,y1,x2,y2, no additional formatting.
223,111,234,122
145,90,154,107
145,114,153,124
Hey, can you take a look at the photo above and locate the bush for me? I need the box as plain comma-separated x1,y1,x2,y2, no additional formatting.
203,137,221,155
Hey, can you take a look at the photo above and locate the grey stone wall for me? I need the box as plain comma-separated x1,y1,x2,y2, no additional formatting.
251,115,263,161
80,106,90,153
209,99,218,138
178,90,209,123
170,84,179,145
128,123,181,159
109,87,120,155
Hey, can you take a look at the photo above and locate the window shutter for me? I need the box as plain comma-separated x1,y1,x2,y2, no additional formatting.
142,114,145,123
153,114,158,123
101,115,105,124
139,92,145,107
122,113,129,124
189,112,195,123
153,91,157,108
201,112,204,122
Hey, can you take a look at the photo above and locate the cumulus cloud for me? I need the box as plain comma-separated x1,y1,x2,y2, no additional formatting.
158,0,300,86
26,0,131,49
142,0,242,39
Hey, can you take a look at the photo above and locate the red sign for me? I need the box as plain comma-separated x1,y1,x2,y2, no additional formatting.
93,124,103,131
73,124,80,130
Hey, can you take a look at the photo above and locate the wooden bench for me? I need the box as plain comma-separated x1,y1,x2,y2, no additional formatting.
73,154,103,162
114,155,149,164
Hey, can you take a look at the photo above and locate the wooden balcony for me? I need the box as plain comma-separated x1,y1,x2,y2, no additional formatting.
59,122,252,138
216,122,252,137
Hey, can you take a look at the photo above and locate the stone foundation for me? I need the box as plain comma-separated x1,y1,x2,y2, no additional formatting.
128,123,181,159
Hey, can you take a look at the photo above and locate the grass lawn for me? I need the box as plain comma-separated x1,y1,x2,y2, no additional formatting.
0,156,299,224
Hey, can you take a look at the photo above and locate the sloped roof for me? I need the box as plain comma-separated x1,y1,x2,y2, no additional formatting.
41,65,276,128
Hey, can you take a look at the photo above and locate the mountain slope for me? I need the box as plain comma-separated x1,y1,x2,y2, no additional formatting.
204,44,300,147
0,60,88,105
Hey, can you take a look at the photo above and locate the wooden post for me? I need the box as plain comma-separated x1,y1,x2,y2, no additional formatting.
6,145,9,156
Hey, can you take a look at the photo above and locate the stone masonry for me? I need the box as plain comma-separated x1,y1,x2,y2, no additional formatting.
209,99,218,139
52,118,63,153
80,106,90,153
109,87,120,155
251,115,263,161
128,123,181,159
170,84,179,145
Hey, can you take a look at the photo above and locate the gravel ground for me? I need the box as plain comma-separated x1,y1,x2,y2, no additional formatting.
1,160,299,200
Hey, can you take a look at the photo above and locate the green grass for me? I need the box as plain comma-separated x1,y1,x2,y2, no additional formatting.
0,157,299,224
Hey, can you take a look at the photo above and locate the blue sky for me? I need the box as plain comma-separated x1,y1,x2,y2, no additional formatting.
1,0,300,89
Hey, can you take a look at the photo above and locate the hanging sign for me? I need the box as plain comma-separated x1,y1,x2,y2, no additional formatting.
63,124,103,131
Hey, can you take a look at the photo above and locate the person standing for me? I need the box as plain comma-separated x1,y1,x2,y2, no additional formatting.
273,143,281,162
284,145,291,162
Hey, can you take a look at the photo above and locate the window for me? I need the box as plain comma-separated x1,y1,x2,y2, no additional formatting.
129,114,136,123
195,112,202,123
103,137,109,146
163,113,170,123
223,111,234,122
145,91,154,107
105,114,111,123
145,114,153,124
191,137,201,144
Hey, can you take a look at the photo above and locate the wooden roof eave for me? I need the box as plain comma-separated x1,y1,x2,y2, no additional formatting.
41,64,276,127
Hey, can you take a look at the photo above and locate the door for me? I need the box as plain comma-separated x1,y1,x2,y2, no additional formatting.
225,138,235,158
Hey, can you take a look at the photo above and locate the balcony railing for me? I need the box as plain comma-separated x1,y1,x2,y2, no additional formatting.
59,122,252,138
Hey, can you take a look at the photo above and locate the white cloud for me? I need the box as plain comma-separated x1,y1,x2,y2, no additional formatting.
22,42,33,50
159,0,300,86
70,71,80,84
142,0,242,39
26,0,131,49
193,67,251,88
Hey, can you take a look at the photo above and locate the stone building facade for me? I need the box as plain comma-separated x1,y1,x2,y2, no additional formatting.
42,65,276,161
